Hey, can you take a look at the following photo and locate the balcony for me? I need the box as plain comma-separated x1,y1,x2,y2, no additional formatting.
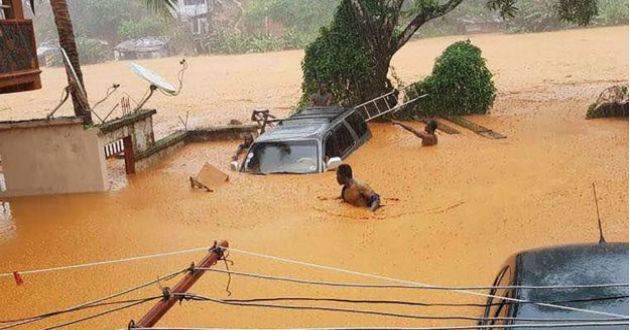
0,0,41,94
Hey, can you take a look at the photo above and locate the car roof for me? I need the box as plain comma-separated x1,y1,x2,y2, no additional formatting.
513,243,628,326
255,106,355,143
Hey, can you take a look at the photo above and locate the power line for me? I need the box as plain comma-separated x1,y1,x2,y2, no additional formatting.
0,296,162,324
0,247,209,278
198,268,629,291
113,323,630,330
0,269,186,330
225,247,629,319
220,295,630,309
176,293,629,323
37,299,153,330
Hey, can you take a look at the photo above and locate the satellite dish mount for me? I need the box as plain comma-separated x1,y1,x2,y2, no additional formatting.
129,59,187,112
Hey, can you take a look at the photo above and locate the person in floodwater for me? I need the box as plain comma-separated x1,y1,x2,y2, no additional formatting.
231,133,254,161
336,164,380,211
392,119,438,146
310,81,335,106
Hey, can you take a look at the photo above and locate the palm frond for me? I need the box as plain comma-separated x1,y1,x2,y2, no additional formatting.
141,0,177,19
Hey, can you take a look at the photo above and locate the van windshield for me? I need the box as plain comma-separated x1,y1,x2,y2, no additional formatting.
242,140,319,174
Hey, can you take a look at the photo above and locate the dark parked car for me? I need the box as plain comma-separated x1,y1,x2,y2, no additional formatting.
238,106,370,174
480,243,628,329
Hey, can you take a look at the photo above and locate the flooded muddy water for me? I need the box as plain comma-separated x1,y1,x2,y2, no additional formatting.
0,26,628,329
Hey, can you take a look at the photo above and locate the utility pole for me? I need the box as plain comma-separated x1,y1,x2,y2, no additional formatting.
130,240,229,328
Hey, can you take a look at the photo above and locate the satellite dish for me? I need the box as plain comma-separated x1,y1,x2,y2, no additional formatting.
61,48,87,100
129,62,177,95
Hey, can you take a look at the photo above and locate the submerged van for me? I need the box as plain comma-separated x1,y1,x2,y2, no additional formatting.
479,243,628,329
238,106,370,174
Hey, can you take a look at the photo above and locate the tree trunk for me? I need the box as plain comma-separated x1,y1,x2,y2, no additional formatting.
50,0,92,124
363,54,394,101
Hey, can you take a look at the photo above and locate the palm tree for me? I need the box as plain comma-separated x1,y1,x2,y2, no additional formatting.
48,0,176,125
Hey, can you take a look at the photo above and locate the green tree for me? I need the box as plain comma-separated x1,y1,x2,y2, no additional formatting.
243,0,338,41
302,0,601,107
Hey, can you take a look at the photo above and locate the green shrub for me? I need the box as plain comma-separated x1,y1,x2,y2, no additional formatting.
413,40,496,117
586,85,629,118
47,37,111,66
505,0,568,32
77,38,111,64
593,0,629,25
117,18,168,41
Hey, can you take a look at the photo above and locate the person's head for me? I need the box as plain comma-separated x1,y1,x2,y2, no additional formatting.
244,134,254,145
318,81,328,94
336,164,352,185
425,120,438,134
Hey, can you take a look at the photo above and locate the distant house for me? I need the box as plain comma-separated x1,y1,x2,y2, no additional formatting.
174,0,250,35
114,36,171,61
457,14,505,34
175,0,210,35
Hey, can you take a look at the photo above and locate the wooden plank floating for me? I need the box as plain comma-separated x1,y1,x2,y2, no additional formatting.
444,116,506,139
413,116,460,135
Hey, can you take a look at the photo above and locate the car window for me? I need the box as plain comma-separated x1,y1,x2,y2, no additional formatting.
242,140,319,174
325,124,355,158
345,111,368,138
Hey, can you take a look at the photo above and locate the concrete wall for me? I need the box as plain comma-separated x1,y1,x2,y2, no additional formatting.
186,124,258,142
0,118,108,197
98,109,156,155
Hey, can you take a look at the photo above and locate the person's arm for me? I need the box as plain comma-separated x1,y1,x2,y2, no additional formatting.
232,143,246,160
392,120,431,140
355,181,380,211
326,93,335,106
355,181,375,199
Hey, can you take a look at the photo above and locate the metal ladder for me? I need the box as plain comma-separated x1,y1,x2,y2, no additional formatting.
353,87,428,122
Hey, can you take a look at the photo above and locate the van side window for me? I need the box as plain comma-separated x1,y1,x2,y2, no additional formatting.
346,112,368,138
325,124,355,158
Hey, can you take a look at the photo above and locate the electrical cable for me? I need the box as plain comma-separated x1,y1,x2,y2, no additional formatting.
176,293,629,323
0,296,162,324
220,295,630,309
36,298,153,330
111,323,630,330
197,268,629,291
0,269,186,330
224,247,629,319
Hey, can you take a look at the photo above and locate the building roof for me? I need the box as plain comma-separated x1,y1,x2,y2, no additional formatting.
114,37,170,53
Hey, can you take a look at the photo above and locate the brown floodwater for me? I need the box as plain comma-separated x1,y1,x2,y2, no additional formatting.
0,26,628,329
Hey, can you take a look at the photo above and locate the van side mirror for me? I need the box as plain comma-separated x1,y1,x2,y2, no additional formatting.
326,157,342,170
230,160,239,171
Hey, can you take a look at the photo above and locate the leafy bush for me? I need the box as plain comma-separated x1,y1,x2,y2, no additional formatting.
412,40,496,117
593,0,629,25
504,0,628,33
117,17,168,41
207,31,284,54
76,38,111,64
46,37,111,66
242,0,338,44
586,85,629,118
504,0,568,32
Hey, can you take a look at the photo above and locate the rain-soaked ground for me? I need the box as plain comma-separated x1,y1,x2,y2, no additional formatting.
0,26,628,329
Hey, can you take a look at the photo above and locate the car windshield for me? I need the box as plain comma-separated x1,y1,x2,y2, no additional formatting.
242,140,319,174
